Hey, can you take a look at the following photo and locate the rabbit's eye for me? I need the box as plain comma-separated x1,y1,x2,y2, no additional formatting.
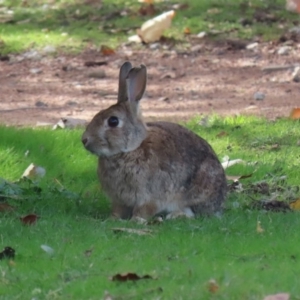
108,116,119,127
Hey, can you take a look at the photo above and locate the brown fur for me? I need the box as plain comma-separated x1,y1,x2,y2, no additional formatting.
82,62,227,220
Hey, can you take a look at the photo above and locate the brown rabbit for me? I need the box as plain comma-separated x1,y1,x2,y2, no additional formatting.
82,62,227,220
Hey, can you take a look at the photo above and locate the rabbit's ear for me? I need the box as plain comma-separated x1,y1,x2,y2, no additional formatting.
117,61,133,103
126,64,147,104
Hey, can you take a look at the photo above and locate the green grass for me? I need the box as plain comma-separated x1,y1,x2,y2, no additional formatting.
1,116,300,299
0,0,299,55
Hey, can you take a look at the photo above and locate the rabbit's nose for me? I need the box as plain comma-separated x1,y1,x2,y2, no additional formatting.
82,137,88,146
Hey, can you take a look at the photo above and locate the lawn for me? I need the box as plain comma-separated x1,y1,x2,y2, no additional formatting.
1,116,300,299
1,0,300,298
0,0,299,54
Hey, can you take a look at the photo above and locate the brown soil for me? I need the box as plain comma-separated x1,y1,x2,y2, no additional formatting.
0,42,299,127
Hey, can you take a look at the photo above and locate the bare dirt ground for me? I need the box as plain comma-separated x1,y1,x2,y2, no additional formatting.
0,41,299,127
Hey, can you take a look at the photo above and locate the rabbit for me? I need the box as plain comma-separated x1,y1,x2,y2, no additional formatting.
82,61,227,220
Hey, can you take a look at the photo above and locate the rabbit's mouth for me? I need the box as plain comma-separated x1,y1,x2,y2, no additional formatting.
84,143,110,157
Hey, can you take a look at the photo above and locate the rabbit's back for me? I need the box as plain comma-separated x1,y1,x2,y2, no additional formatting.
98,121,226,217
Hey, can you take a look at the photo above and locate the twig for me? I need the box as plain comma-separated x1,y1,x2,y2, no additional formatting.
262,64,298,73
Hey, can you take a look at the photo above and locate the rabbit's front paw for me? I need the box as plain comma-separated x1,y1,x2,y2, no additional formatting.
132,202,159,220
111,203,132,220
166,208,195,220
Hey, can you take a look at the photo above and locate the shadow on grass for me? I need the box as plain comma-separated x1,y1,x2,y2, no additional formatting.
1,116,299,219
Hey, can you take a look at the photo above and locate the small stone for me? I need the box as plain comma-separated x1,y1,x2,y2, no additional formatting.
253,92,265,101
23,50,42,60
62,65,73,72
196,31,206,38
88,70,106,79
66,101,78,106
30,68,42,74
158,96,170,103
160,72,176,80
191,45,203,53
128,34,142,43
35,101,47,107
289,26,300,34
292,66,300,83
43,45,56,54
246,42,258,50
149,43,160,50
277,46,291,55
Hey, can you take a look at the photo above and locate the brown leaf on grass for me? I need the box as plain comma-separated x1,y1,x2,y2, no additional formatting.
139,4,156,16
290,107,300,119
84,248,94,257
207,8,221,14
112,228,153,236
256,221,264,233
20,214,39,225
0,55,9,61
0,246,15,260
0,203,15,212
270,143,280,150
173,3,189,10
263,293,290,300
250,182,270,195
160,72,176,80
100,45,115,56
226,173,252,182
22,163,46,180
183,27,191,35
138,0,154,3
251,200,291,212
216,131,228,137
84,61,107,67
289,198,300,210
111,272,153,282
207,279,219,293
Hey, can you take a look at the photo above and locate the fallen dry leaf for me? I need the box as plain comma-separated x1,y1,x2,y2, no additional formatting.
251,200,291,212
22,163,46,180
41,244,54,255
263,292,290,300
216,131,228,137
184,27,191,35
100,45,115,56
286,0,300,13
137,10,175,43
0,203,15,212
289,198,300,210
53,118,87,130
139,3,156,16
207,279,219,293
221,158,244,169
84,61,107,67
84,248,94,257
111,272,153,282
160,72,176,80
270,143,280,150
207,8,221,14
20,214,39,225
138,0,154,3
112,227,153,236
290,107,300,119
226,173,252,182
0,246,15,260
256,221,264,233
